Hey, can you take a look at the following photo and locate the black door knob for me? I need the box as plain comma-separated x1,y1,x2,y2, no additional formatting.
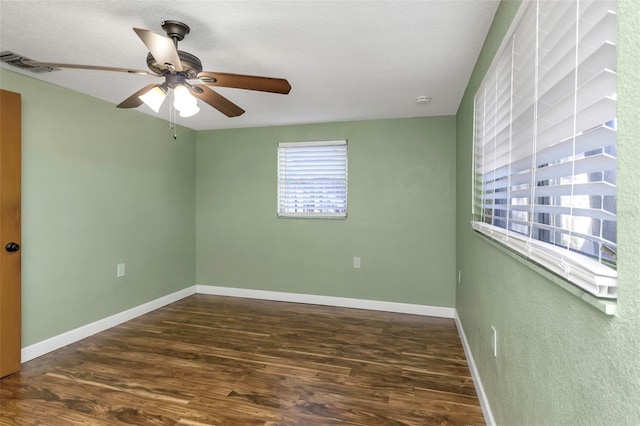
5,242,20,252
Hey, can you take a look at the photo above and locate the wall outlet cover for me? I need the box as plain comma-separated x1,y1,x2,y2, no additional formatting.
491,326,497,357
117,263,126,278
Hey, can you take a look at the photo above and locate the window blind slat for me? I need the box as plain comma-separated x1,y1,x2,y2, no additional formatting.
487,204,616,222
488,181,616,199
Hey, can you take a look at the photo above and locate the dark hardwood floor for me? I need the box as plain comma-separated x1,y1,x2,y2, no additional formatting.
0,294,484,425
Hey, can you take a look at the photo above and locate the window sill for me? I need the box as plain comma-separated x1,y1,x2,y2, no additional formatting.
277,214,347,219
472,230,617,316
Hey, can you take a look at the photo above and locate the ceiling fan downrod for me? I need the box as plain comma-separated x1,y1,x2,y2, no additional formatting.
161,20,190,48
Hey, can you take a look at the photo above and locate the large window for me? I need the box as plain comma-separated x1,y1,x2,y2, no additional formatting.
472,0,617,298
277,140,348,218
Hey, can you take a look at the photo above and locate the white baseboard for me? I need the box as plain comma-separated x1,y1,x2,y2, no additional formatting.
196,285,455,318
21,284,455,365
21,285,197,363
454,310,496,426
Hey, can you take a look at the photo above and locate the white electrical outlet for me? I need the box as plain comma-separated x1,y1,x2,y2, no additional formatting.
117,263,126,278
491,326,497,357
353,256,361,269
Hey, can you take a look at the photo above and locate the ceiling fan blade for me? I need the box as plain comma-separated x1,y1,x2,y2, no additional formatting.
117,83,160,109
191,84,245,117
22,61,158,76
133,28,183,72
197,72,291,94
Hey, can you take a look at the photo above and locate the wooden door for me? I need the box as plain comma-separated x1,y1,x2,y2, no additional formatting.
0,89,21,378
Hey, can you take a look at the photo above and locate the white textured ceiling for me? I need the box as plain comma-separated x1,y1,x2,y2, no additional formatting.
0,0,499,131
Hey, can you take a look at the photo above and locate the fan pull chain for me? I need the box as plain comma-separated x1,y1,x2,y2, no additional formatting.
168,89,178,140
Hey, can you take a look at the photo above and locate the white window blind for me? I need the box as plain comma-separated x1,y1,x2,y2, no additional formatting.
277,140,347,218
472,0,617,298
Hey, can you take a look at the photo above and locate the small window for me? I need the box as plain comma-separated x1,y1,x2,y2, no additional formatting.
277,140,347,218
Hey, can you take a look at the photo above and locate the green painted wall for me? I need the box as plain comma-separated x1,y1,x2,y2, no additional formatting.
455,0,640,424
5,3,636,421
0,69,196,346
196,117,456,307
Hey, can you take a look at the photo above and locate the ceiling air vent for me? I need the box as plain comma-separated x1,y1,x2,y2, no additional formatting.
0,51,59,73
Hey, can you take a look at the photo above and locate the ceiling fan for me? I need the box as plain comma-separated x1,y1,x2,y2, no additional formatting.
24,20,291,118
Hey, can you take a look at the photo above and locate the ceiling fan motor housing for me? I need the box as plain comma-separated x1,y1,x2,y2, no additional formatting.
146,51,202,79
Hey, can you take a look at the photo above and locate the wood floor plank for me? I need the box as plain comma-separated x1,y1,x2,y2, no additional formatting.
0,294,484,425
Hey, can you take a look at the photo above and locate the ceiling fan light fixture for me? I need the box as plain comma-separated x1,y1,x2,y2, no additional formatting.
173,84,197,112
179,104,200,118
139,85,167,113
